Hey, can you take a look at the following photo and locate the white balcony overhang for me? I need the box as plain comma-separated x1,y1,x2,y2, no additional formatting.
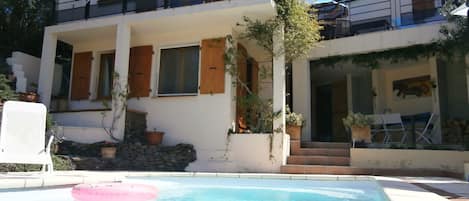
308,22,449,60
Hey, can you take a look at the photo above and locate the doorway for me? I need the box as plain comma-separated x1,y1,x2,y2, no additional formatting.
314,79,348,142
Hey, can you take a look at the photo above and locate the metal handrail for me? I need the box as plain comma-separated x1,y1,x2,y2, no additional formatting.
54,0,223,23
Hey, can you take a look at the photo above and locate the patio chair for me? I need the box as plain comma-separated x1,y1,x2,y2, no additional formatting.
368,114,385,143
416,113,439,144
382,113,408,144
0,101,54,174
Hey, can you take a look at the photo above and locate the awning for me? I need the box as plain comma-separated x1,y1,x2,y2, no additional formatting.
451,3,468,16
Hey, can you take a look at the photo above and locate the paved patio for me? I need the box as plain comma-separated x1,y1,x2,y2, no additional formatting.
0,171,467,201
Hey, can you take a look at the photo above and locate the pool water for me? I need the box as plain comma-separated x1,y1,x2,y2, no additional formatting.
0,177,390,201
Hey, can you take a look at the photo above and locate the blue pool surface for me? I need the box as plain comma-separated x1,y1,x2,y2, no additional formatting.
0,177,390,201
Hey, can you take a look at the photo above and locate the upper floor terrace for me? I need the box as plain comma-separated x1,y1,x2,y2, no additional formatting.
316,0,447,40
55,0,251,23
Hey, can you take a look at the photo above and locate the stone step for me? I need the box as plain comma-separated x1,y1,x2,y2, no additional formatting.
287,155,350,166
301,142,350,149
291,147,350,157
280,165,370,175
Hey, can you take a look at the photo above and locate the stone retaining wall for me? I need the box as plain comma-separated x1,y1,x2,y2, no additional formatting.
59,141,196,171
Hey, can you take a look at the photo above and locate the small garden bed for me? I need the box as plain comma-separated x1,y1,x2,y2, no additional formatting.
57,141,196,171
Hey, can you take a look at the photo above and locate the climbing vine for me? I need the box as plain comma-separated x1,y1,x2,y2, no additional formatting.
312,0,469,69
101,72,129,142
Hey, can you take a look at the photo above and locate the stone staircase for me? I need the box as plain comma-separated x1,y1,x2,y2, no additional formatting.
281,140,463,177
281,140,368,174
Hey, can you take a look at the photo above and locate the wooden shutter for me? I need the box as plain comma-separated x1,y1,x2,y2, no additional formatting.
200,38,226,94
412,0,434,11
71,52,92,100
236,44,248,132
251,59,259,94
129,45,153,98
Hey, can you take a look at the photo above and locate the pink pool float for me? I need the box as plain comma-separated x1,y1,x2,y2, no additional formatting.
72,183,158,201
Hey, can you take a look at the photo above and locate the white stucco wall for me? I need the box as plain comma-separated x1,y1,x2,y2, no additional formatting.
52,111,112,128
53,26,288,172
57,126,114,144
351,148,469,174
7,52,41,90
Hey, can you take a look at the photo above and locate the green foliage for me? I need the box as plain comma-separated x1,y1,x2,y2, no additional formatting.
240,0,322,62
0,74,17,102
0,155,75,172
342,113,373,128
227,0,320,133
0,0,55,58
312,0,469,68
100,72,128,142
238,95,278,133
285,105,304,126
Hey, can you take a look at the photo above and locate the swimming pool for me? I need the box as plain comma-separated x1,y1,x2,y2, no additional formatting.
0,176,390,201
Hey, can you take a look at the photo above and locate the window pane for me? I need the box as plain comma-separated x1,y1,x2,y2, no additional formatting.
98,53,115,98
182,47,199,93
159,46,199,95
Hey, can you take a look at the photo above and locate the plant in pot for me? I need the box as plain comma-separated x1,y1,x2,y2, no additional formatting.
146,128,164,145
286,106,304,140
342,113,373,145
19,83,40,102
100,141,118,159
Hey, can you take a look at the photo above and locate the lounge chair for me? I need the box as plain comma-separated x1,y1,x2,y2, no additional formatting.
0,101,54,174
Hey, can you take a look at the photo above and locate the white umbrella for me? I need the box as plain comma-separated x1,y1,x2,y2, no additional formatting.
451,2,469,16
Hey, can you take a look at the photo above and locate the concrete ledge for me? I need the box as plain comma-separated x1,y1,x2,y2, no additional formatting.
351,148,469,177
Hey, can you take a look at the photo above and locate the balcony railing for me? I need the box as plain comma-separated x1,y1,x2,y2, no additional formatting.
319,0,446,40
55,0,223,23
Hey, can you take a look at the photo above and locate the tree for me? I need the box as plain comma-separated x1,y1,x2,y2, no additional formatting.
241,0,321,63
229,0,322,133
0,0,55,59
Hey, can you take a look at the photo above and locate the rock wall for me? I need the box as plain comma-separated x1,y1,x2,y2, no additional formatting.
60,141,196,171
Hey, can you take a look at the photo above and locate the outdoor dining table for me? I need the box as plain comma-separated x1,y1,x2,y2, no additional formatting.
401,112,432,146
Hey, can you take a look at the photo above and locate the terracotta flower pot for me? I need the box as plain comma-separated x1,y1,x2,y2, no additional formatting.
101,147,117,159
351,126,371,143
286,125,302,140
146,131,164,145
19,92,40,102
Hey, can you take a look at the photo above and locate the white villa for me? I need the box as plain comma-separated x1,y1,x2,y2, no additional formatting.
32,0,469,177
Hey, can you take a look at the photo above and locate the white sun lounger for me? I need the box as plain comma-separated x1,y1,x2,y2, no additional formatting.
0,101,54,174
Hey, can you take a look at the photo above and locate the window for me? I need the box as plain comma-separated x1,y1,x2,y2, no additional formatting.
98,53,115,99
158,46,200,95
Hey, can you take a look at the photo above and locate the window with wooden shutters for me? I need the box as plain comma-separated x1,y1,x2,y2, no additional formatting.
71,52,92,100
200,38,226,94
129,45,153,98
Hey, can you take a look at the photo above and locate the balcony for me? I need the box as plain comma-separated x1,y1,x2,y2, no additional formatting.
55,0,224,23
318,0,447,40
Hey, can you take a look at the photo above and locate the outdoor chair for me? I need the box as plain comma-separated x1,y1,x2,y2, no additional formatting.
368,114,385,143
0,101,54,174
382,113,408,144
416,113,439,144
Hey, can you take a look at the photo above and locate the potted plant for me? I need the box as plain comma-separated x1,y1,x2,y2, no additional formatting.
286,106,304,140
19,83,39,102
100,141,117,159
342,113,373,143
146,128,164,145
